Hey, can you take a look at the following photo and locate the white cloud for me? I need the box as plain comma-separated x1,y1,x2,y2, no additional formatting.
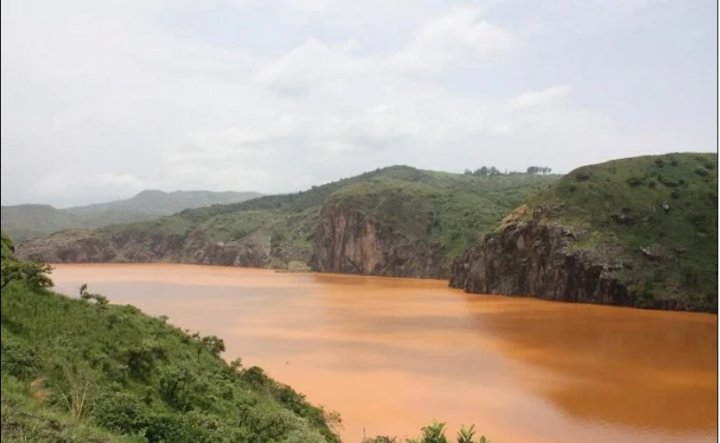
511,85,573,111
32,173,145,205
0,0,714,206
391,7,517,72
256,38,371,96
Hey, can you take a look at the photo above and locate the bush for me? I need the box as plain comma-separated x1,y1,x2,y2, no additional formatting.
366,421,491,443
625,176,645,187
0,338,41,380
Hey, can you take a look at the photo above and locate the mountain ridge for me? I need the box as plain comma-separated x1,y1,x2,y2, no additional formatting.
16,165,560,278
1,190,262,241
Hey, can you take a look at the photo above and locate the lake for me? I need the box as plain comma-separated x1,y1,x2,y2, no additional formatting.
51,264,718,443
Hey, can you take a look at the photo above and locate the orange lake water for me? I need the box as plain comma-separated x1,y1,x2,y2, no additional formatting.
50,263,718,443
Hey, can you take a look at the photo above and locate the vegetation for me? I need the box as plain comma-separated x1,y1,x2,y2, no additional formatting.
1,233,340,443
463,165,552,176
2,233,494,442
1,232,53,292
19,166,559,272
1,190,262,241
363,421,491,443
518,152,718,311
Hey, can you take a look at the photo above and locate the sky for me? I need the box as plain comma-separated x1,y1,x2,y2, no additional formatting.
1,0,717,207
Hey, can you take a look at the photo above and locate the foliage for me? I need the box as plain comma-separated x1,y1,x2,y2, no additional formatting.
363,420,491,443
1,232,53,292
463,165,552,176
1,240,339,443
525,166,552,175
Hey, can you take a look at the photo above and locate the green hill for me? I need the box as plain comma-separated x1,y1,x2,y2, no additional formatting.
16,166,560,278
1,191,262,241
450,153,718,312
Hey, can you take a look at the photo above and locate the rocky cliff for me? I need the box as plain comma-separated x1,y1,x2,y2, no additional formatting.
315,200,447,278
449,206,638,307
17,228,279,269
450,153,718,313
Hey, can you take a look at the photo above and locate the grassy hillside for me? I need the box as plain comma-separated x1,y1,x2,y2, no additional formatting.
184,167,559,265
514,152,717,310
1,234,340,443
18,166,559,274
1,191,261,241
1,234,493,443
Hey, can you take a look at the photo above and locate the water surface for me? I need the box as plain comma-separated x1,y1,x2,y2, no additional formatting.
51,264,718,443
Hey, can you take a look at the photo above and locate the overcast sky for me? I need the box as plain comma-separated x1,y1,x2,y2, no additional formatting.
1,0,717,207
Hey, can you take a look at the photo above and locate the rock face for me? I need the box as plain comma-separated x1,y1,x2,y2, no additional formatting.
315,200,447,278
449,214,645,308
17,229,276,269
17,202,450,278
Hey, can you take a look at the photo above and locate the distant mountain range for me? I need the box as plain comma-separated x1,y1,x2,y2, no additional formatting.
1,190,262,241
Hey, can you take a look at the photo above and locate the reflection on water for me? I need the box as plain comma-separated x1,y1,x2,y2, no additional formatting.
51,264,718,443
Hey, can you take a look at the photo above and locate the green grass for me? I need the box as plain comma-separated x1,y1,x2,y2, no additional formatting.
1,373,142,443
522,152,718,311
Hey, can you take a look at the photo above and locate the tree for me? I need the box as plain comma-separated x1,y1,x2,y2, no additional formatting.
79,284,110,315
1,232,53,292
526,166,552,175
159,364,194,406
200,335,226,357
472,166,489,176
191,333,226,357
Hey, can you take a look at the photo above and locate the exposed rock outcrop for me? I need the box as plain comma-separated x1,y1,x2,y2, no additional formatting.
17,229,275,268
315,200,447,278
451,153,719,313
448,219,646,307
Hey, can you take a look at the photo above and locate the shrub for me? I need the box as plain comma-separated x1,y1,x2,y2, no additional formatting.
0,338,41,380
626,176,644,187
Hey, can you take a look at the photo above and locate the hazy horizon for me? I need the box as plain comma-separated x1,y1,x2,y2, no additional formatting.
2,0,717,207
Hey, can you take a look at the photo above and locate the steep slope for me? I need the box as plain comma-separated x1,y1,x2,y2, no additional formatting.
450,153,718,312
1,190,261,241
17,166,559,278
1,234,341,443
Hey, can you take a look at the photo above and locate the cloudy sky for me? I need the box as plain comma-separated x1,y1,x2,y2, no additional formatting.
1,0,716,207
